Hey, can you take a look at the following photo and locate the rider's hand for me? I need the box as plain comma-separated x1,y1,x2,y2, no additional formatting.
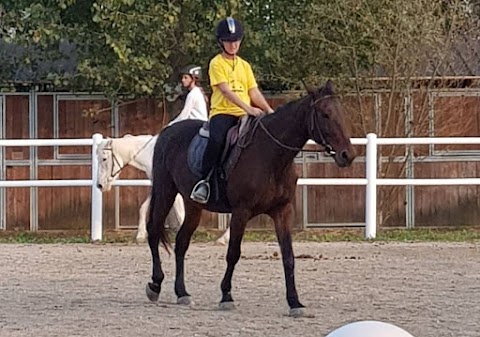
247,107,264,117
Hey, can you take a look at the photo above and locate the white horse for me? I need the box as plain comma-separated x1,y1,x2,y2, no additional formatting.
96,134,231,245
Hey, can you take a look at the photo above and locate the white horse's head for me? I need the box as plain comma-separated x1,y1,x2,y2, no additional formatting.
96,138,125,191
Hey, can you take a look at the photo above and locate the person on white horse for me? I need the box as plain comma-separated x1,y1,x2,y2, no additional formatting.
168,64,209,126
96,65,233,245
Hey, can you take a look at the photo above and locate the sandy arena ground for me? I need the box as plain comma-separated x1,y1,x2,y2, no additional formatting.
0,241,479,337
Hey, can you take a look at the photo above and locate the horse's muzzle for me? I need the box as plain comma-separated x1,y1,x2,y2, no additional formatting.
97,182,112,192
335,148,356,167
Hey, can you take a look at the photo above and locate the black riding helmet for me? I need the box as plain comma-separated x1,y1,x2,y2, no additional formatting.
179,65,202,80
216,17,244,42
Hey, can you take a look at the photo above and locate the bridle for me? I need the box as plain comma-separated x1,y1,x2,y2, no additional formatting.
101,137,155,178
254,94,337,155
308,95,336,155
103,145,125,178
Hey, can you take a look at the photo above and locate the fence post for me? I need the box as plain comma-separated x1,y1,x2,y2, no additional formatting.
91,133,103,242
365,133,377,239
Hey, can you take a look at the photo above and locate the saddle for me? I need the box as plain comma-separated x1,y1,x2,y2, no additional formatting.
187,114,261,208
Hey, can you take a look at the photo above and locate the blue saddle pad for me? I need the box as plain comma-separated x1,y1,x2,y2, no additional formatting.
187,132,209,178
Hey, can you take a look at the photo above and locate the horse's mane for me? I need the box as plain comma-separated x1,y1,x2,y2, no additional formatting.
121,134,154,140
273,95,307,115
272,84,334,116
98,134,156,159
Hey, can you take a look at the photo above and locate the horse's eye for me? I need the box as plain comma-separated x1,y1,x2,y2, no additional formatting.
102,158,107,162
322,113,330,119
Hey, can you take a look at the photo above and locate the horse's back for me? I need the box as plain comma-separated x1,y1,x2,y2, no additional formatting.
152,120,203,177
156,120,203,153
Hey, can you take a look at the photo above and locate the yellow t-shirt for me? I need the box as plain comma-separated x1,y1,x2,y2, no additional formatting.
208,54,258,118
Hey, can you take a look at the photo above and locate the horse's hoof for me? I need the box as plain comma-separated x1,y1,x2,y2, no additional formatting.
219,301,235,310
289,307,311,318
145,283,159,302
136,235,147,244
177,296,192,306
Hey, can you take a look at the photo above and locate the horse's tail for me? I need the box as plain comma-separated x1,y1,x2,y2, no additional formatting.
147,135,176,253
147,183,171,253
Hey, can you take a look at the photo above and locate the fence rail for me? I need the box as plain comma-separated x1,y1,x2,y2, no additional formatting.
2,133,480,241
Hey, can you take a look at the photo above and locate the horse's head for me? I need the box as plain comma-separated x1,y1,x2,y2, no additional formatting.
306,80,356,167
96,139,124,191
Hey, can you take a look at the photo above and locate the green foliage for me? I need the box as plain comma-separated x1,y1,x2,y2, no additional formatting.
0,0,475,97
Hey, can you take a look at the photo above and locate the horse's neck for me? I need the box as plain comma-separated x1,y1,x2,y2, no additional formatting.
115,136,155,177
260,98,310,157
239,101,308,178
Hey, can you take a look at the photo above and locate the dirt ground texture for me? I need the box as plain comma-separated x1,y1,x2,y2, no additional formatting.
0,241,479,337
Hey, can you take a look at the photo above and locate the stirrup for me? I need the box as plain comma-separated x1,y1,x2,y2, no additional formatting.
190,180,210,204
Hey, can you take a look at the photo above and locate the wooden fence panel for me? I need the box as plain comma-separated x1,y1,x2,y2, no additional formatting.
3,92,480,231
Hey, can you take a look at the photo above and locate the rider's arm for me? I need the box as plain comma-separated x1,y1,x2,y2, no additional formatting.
168,91,195,126
249,87,274,113
244,62,273,114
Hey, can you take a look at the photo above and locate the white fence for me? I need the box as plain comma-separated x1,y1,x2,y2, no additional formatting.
2,133,480,241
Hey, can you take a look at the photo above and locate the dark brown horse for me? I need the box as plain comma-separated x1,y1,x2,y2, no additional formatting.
145,80,356,317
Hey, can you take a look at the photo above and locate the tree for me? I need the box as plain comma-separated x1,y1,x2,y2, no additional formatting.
1,0,474,97
0,0,241,97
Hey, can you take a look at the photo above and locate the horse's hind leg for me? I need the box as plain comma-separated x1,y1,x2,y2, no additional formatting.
215,226,230,246
138,193,183,243
165,193,185,233
219,208,251,310
269,202,306,317
174,200,202,305
145,179,177,302
136,195,150,243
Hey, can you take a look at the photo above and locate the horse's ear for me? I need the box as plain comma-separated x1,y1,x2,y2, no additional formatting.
301,79,315,95
325,80,336,93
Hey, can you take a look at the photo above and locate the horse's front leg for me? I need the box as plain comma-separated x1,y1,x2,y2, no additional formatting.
136,196,150,243
270,202,306,317
219,209,250,310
